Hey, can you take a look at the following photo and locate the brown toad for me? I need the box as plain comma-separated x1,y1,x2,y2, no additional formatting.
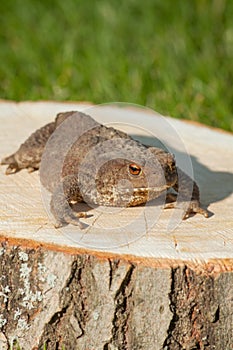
1,111,208,228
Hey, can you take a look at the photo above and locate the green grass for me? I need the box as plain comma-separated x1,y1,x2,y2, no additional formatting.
0,0,233,131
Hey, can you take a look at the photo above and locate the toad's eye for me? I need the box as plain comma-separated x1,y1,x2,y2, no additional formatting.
129,163,142,176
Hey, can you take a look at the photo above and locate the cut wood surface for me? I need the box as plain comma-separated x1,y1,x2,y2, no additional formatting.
0,100,233,262
0,101,232,350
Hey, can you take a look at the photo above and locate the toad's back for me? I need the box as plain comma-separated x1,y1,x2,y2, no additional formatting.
40,112,131,192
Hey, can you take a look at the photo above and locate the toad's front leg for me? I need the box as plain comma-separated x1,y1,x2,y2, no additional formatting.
50,175,87,229
166,168,209,219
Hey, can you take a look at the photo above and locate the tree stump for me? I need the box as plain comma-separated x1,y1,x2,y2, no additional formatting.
0,101,232,350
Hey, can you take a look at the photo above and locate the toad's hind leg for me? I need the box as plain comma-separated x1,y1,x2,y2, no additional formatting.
1,121,56,174
1,154,20,174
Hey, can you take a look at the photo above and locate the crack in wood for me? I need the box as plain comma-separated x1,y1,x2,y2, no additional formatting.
162,267,180,350
108,258,120,291
111,264,135,349
103,262,135,350
161,266,228,350
38,256,90,349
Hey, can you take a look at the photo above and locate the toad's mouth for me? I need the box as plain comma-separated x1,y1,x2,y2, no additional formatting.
87,177,177,207
132,185,169,193
123,181,176,194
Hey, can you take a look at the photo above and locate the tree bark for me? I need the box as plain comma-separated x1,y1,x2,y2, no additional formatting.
0,241,232,350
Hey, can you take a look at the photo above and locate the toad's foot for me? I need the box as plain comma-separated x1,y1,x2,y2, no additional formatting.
50,181,88,229
1,154,38,174
182,199,209,219
1,155,19,174
54,212,87,229
164,198,209,219
27,167,37,173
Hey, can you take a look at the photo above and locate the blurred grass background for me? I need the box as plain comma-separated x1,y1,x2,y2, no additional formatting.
0,0,232,131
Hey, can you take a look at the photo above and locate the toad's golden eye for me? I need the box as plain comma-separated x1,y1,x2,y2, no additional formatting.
129,163,142,176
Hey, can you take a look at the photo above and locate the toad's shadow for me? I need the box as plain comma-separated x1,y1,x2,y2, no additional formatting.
133,135,233,208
